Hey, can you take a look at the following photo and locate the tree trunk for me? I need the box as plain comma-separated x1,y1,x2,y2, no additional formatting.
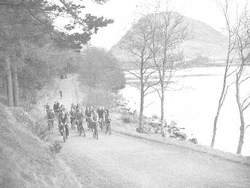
235,75,245,155
211,113,219,147
3,76,8,105
237,117,245,154
138,58,145,132
211,63,229,147
2,75,7,95
139,80,144,132
6,56,14,106
211,12,232,147
12,65,19,106
160,60,166,137
160,82,165,137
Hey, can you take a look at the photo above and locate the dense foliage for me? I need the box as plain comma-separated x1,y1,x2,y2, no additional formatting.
0,0,113,107
79,47,125,91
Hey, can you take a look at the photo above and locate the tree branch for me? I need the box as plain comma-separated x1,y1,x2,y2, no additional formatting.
243,101,250,111
240,75,250,84
241,95,250,107
125,70,141,79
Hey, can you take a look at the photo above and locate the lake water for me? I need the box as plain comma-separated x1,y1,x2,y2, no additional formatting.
119,67,250,156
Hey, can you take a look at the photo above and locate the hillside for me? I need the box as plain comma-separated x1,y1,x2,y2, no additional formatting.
110,12,227,69
0,104,81,188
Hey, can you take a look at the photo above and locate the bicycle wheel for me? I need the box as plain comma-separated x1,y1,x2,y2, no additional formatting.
94,127,98,139
63,131,66,142
79,127,82,136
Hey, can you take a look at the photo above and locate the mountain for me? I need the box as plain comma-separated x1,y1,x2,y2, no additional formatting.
110,12,228,68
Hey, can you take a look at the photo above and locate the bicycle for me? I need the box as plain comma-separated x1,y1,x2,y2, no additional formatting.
89,120,98,139
47,118,54,133
58,122,68,142
98,118,105,131
76,119,86,137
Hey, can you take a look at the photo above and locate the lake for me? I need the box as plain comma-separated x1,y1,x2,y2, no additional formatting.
119,66,250,156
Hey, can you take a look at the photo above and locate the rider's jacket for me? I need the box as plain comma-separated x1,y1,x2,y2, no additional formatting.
105,112,111,124
53,103,59,112
85,109,91,117
47,111,54,120
97,109,104,119
70,110,75,118
59,112,68,124
76,111,83,121
92,112,98,122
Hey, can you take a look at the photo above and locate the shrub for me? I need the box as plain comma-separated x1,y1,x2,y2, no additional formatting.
121,111,138,124
122,115,132,123
50,141,62,154
79,47,125,91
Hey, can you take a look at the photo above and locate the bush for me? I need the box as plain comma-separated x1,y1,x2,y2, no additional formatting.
122,115,132,123
50,141,62,154
11,107,49,140
121,111,137,124
84,87,118,108
18,56,53,108
79,47,125,91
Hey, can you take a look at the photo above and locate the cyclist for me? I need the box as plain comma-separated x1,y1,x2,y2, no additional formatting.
104,109,111,135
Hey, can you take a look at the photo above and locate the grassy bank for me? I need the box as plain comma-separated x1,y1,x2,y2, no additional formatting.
0,103,81,188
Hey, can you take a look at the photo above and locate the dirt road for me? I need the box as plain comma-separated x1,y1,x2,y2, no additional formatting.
49,75,250,188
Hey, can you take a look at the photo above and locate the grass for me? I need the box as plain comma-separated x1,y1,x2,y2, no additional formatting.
0,103,81,188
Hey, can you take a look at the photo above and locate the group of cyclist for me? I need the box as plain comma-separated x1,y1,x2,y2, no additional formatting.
45,101,111,142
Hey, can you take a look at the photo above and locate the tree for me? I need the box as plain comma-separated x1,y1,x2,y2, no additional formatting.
79,47,125,90
121,17,158,132
150,12,186,136
0,0,54,106
0,0,113,106
233,6,250,154
0,0,113,48
211,0,236,147
6,56,14,106
78,47,125,107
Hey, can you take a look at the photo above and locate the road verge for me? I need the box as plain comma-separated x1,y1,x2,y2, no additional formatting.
112,119,250,167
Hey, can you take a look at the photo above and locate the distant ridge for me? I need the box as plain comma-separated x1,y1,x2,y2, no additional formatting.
110,12,227,69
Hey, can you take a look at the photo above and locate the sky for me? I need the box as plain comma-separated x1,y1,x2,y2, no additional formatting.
55,0,247,50
88,0,226,50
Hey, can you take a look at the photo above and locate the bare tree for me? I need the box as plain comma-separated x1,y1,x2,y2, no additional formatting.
234,7,250,154
121,18,157,132
211,0,236,147
150,12,186,136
